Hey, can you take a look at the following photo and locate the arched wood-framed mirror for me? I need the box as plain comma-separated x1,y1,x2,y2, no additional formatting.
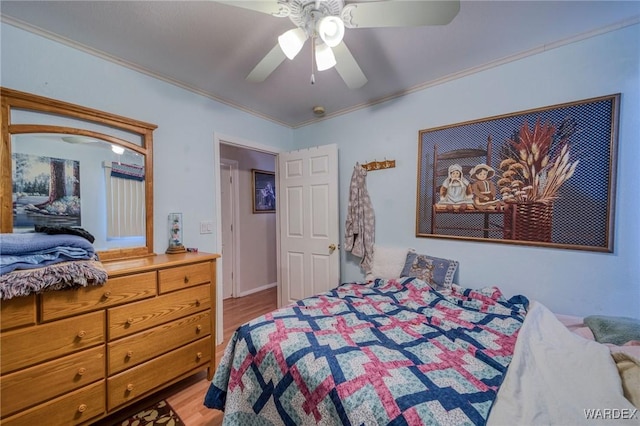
1,88,156,261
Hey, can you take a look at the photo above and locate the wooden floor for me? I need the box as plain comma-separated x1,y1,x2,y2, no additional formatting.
96,286,277,426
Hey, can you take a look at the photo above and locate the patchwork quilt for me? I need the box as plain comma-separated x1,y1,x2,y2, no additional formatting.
205,278,528,425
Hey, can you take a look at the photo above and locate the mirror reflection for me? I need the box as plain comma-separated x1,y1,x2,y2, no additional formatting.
12,133,145,252
2,87,155,260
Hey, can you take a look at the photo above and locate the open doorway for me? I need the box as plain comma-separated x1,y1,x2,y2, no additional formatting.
214,134,279,345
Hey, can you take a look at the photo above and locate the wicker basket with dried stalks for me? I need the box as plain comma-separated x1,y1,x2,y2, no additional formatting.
498,117,578,204
498,117,578,241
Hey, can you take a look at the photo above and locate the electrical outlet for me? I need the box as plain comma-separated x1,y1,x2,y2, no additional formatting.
200,220,213,234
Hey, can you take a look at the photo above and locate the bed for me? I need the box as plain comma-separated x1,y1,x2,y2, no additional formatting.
205,247,640,425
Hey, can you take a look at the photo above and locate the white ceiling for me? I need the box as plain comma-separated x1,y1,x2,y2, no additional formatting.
1,1,638,128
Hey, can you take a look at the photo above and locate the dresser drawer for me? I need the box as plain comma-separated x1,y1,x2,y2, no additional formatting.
108,284,210,340
0,294,35,331
0,380,104,426
158,261,212,293
107,337,211,410
41,271,157,321
108,310,211,375
0,346,105,417
1,311,105,374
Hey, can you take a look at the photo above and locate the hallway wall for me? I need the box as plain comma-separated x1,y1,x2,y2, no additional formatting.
220,144,277,296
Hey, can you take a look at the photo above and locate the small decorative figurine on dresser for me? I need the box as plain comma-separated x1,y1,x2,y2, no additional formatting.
166,212,186,254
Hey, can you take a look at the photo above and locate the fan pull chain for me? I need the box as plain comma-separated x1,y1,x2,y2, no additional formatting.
310,36,316,85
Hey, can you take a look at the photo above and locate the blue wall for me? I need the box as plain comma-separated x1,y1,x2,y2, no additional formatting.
1,23,294,257
2,21,638,317
295,23,640,317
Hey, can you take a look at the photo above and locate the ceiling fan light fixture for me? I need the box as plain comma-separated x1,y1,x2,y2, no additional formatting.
318,15,344,48
315,42,336,71
278,28,307,60
111,144,125,155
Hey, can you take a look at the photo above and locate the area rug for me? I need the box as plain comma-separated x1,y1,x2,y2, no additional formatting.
118,399,184,426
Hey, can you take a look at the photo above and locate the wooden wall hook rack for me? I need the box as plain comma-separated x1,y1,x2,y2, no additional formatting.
362,159,396,171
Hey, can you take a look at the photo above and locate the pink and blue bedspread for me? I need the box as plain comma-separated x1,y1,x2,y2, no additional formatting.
205,277,528,425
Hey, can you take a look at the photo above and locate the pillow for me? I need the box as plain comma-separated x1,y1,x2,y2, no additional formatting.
400,252,458,290
365,246,410,280
584,315,640,346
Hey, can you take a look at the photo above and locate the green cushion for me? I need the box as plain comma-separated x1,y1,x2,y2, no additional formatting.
584,315,640,346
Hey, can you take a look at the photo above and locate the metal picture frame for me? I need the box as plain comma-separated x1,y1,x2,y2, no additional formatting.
416,94,620,252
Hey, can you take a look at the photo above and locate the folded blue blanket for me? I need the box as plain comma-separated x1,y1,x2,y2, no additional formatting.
0,233,96,275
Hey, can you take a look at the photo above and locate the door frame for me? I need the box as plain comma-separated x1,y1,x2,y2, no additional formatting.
213,133,282,345
220,158,239,300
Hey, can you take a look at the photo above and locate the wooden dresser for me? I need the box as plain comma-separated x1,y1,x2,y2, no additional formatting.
0,252,219,425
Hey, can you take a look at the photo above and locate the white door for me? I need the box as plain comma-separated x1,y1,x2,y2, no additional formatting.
278,144,340,306
220,160,238,299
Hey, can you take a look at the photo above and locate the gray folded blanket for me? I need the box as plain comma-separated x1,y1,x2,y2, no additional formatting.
0,260,107,300
584,315,640,346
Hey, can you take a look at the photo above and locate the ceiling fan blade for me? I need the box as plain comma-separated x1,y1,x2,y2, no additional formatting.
333,42,367,89
342,0,460,28
247,44,286,82
215,1,285,16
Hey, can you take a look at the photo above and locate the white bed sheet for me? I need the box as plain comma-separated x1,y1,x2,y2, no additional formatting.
488,300,639,425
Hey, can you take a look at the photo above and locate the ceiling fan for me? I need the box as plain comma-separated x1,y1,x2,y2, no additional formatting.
217,0,460,89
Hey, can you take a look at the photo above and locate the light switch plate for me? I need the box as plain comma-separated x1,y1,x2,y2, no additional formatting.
200,220,214,234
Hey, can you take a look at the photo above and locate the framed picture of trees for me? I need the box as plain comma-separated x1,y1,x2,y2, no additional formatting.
12,153,81,230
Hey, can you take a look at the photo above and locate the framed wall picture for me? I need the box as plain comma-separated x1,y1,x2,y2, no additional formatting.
416,94,620,252
252,169,276,213
12,152,81,230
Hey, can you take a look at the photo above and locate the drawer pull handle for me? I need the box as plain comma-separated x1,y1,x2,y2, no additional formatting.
195,299,201,307
77,367,86,376
77,330,86,338
196,352,203,359
184,275,190,284
126,383,134,392
126,351,134,358
78,404,87,413
126,318,134,325
103,291,111,299
196,324,202,332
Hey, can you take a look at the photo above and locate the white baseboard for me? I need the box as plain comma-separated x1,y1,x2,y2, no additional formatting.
238,282,277,298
